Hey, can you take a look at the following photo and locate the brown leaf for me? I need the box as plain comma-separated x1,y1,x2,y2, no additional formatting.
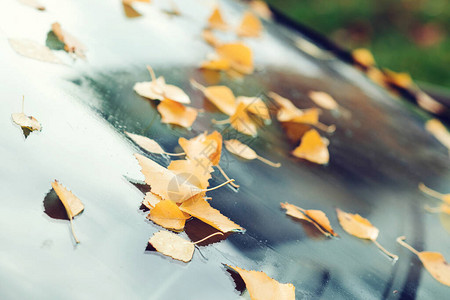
148,230,194,262
227,266,295,300
157,99,198,128
397,236,450,286
225,139,280,167
236,12,263,37
147,200,190,231
9,39,62,64
292,129,329,164
281,202,337,237
51,22,86,59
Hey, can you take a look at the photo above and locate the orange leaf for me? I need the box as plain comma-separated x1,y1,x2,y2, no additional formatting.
227,266,295,300
281,202,337,237
179,196,243,233
157,99,198,128
216,43,254,75
292,129,329,164
202,29,221,47
425,119,450,150
383,69,412,89
308,91,338,110
9,39,62,64
148,230,195,262
147,200,190,231
337,209,397,260
179,131,223,166
143,192,162,209
352,48,375,68
51,22,86,59
229,102,258,136
200,58,231,71
190,80,237,116
207,6,227,30
397,236,450,286
224,139,280,167
236,96,270,122
51,180,84,243
236,12,263,37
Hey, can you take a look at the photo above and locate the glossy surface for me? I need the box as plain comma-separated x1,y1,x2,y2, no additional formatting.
1,0,450,299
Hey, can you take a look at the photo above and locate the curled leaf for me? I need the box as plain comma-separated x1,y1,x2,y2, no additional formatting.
149,230,194,262
225,139,280,167
51,180,84,243
9,39,62,64
425,119,450,150
236,12,262,37
147,200,190,231
226,266,295,300
292,129,329,165
281,202,337,237
11,96,42,135
51,22,86,59
157,99,198,128
397,236,450,286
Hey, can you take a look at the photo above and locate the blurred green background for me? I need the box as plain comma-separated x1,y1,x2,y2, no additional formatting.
266,0,450,88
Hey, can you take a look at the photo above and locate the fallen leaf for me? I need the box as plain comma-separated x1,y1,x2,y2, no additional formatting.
179,131,222,166
18,0,45,10
281,202,337,237
202,29,221,47
190,80,237,116
292,129,329,165
51,180,84,243
383,69,412,89
157,99,198,128
216,43,253,75
228,102,258,136
51,22,86,59
180,196,243,233
337,209,398,260
397,236,450,286
147,199,190,231
149,230,194,262
236,12,262,37
225,139,280,167
9,39,62,64
143,192,162,209
200,57,230,71
249,0,272,20
11,96,42,134
207,6,227,30
226,266,295,300
135,153,212,203
308,91,338,110
352,48,375,68
425,119,450,150
126,131,184,156
236,96,270,122
419,183,450,215
122,2,142,18
134,65,191,104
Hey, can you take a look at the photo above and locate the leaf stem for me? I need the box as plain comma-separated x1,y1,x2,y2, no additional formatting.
191,232,224,245
202,179,235,191
418,183,446,201
211,118,230,125
69,218,80,244
146,65,157,82
256,155,281,168
424,204,443,214
373,239,398,260
396,236,420,256
163,151,186,156
190,79,206,92
315,122,336,133
217,165,239,188
21,95,25,113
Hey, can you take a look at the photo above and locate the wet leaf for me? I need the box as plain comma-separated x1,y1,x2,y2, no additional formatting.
180,196,243,233
190,80,237,116
51,22,86,59
425,119,450,150
148,230,194,262
215,43,253,75
134,153,212,203
207,6,227,30
236,12,262,37
397,236,450,286
134,66,191,104
226,266,295,300
179,131,223,166
157,99,198,128
352,48,375,68
51,180,84,243
229,102,258,136
18,0,45,10
338,209,398,260
308,91,338,110
292,129,329,164
225,139,280,167
9,39,62,64
147,200,190,231
281,202,337,237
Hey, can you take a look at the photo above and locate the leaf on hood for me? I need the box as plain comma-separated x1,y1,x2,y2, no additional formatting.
191,80,237,115
226,266,295,300
9,39,62,64
383,69,412,89
179,131,223,166
180,196,243,233
236,12,262,37
425,119,450,150
134,153,212,203
281,202,337,237
269,92,335,132
397,236,450,286
51,22,86,59
236,96,270,122
200,57,231,71
125,132,184,156
147,199,190,231
134,65,191,104
225,139,280,167
419,183,450,215
157,99,198,128
352,48,375,68
216,43,253,75
18,0,45,10
11,96,42,135
337,208,398,260
149,230,195,262
51,180,84,243
249,0,272,20
292,129,329,164
227,102,258,136
207,6,228,30
143,192,162,209
308,91,339,111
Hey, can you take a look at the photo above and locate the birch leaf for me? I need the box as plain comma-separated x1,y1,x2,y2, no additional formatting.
236,12,263,37
51,22,86,59
157,99,198,128
292,129,329,164
148,230,194,262
208,6,227,30
147,200,190,231
9,39,62,64
179,131,223,166
225,139,280,167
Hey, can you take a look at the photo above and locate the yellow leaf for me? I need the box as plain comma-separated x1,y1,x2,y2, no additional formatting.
200,58,230,71
179,196,243,233
179,131,223,166
216,43,254,75
249,0,272,20
190,80,237,116
9,39,62,64
227,266,295,300
397,236,450,286
147,200,189,231
236,96,270,122
292,129,329,164
229,102,258,136
148,230,194,262
202,29,221,47
236,12,263,37
225,139,280,167
143,192,162,209
157,99,198,128
425,119,450,150
207,6,227,30
281,202,337,237
352,48,375,68
383,69,412,89
51,180,84,243
51,22,86,59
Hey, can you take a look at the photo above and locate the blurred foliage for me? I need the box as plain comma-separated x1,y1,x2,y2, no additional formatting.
266,0,450,87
